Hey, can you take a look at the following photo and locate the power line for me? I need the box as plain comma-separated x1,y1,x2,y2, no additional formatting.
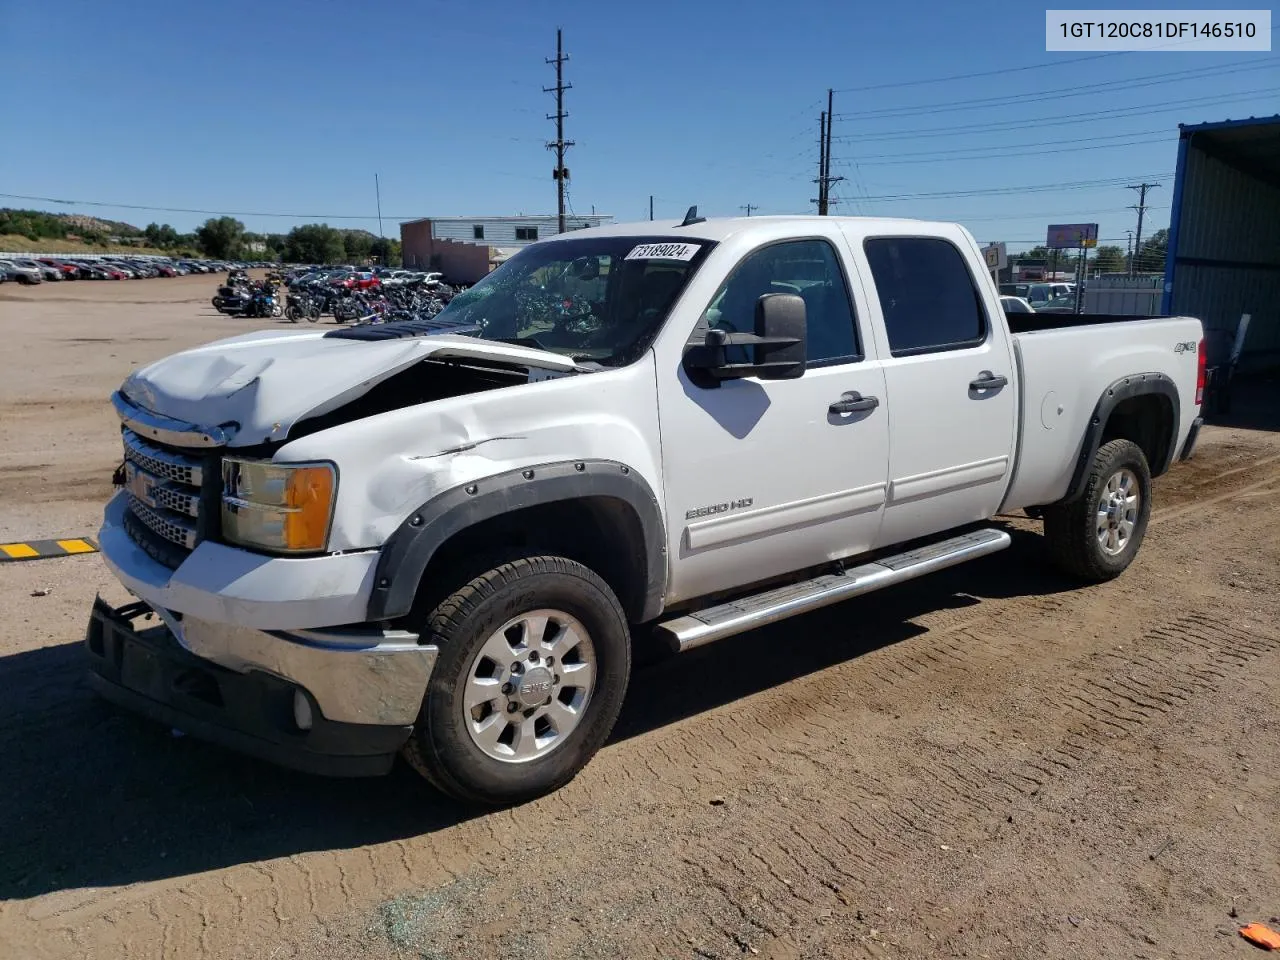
844,127,1169,159
833,86,1280,142
832,51,1122,93
850,173,1172,203
930,204,1168,223
840,134,1169,166
0,192,386,220
832,60,1275,121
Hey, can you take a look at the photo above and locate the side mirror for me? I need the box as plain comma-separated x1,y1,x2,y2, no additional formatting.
685,293,807,384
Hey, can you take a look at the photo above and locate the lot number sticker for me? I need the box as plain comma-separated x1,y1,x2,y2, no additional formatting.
625,242,702,262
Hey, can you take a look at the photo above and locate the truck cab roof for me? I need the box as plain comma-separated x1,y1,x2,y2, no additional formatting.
541,214,968,245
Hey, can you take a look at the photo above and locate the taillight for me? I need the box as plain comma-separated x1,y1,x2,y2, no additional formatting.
1195,338,1207,406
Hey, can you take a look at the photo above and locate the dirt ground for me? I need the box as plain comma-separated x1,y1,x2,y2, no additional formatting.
1,275,1278,960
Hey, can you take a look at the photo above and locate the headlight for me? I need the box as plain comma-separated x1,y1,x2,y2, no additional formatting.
221,459,336,553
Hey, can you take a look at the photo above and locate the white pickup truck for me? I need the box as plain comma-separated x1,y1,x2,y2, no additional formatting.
87,212,1206,804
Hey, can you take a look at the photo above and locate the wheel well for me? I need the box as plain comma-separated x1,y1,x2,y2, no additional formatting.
1100,393,1174,476
411,496,651,624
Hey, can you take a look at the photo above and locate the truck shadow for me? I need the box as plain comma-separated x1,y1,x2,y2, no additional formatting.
0,528,1073,900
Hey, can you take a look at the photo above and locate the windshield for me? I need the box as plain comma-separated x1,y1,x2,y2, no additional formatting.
431,235,716,367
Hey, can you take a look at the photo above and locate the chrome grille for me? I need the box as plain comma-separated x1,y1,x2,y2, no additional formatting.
121,429,210,557
150,482,201,517
122,429,203,486
127,494,198,549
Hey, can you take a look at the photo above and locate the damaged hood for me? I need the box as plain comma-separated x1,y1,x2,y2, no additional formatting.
118,329,581,447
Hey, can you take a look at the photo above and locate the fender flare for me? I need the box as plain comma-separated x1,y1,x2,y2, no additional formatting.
365,459,667,623
1063,372,1180,502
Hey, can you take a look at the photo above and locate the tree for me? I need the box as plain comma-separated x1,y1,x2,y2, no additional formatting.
1014,245,1052,261
370,236,401,267
196,217,245,259
284,223,346,263
1091,245,1126,274
1135,228,1168,274
144,222,181,248
343,230,373,263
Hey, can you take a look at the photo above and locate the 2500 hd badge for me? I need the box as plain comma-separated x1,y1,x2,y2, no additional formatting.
686,498,754,520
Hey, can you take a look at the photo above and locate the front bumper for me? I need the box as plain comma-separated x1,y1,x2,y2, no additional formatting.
85,597,430,777
99,490,378,630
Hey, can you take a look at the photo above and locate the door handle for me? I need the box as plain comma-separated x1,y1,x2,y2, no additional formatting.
829,391,880,415
969,371,1008,391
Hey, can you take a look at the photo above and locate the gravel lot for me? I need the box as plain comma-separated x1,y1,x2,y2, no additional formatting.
1,275,1278,960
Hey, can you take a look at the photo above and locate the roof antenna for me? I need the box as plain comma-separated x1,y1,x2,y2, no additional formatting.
678,205,706,227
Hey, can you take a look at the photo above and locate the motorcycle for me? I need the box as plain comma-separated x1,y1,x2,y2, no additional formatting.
211,276,253,315
285,291,324,323
245,283,282,319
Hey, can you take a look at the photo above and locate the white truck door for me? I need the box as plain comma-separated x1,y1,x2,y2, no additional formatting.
657,234,889,605
855,232,1018,547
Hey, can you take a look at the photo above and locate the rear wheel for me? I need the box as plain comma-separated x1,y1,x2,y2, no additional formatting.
1043,438,1152,582
401,556,631,805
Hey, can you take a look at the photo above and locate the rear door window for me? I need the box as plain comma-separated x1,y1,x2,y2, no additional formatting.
863,237,988,357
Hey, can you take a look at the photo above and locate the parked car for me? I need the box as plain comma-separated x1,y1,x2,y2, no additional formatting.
331,271,381,291
1037,295,1079,314
87,214,1206,806
0,259,42,284
36,258,80,280
62,260,100,279
10,258,61,281
1000,295,1035,314
1025,282,1075,306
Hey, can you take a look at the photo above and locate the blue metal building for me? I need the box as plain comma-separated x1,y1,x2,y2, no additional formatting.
1163,115,1280,370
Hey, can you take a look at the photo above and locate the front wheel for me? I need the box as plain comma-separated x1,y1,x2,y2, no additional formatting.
1043,438,1152,582
401,556,631,805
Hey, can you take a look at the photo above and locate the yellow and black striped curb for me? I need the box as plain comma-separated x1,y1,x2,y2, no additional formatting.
0,538,99,562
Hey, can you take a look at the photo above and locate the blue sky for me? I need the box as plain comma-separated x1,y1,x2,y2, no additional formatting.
2,0,1275,251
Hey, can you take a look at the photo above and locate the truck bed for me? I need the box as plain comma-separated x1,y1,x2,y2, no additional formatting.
1005,311,1170,334
1000,312,1203,513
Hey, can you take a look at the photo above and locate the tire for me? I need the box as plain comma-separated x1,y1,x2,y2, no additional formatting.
285,305,301,322
1043,438,1152,583
401,555,631,805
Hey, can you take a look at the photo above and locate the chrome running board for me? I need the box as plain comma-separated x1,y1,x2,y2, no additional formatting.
655,528,1011,652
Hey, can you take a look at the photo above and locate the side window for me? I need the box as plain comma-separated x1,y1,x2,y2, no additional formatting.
697,239,859,363
863,237,988,356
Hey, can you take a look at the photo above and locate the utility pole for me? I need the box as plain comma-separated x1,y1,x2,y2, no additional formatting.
1126,230,1134,274
1127,181,1160,276
374,173,383,238
814,110,828,214
649,195,654,220
823,87,837,214
812,89,844,215
740,203,758,216
545,28,574,235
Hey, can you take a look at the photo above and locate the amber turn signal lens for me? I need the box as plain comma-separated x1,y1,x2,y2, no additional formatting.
282,466,335,551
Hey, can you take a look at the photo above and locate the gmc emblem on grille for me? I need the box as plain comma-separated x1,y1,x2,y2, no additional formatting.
124,461,158,508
